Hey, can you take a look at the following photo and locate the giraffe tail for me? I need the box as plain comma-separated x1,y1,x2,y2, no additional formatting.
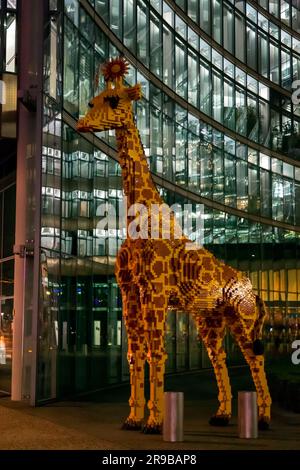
252,295,267,356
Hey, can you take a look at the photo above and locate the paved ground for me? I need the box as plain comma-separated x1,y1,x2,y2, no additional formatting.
0,367,299,450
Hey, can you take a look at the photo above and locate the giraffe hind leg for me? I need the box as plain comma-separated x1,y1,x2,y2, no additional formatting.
142,293,169,435
229,319,272,429
241,342,271,430
225,281,271,428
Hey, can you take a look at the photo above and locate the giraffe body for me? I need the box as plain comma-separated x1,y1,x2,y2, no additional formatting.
77,58,271,433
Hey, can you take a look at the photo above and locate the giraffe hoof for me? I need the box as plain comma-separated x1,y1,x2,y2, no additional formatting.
258,418,270,431
142,423,162,434
209,415,230,426
122,419,143,431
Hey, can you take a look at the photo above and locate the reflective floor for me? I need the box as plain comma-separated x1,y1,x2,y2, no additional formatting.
0,367,299,450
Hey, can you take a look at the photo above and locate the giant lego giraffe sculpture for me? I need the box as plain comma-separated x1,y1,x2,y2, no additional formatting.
77,57,271,433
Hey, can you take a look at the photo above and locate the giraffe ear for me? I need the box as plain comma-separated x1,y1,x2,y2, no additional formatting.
124,83,142,101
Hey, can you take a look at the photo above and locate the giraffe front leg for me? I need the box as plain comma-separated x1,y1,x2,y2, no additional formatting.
200,342,232,424
119,282,146,431
255,357,272,430
123,348,146,430
197,314,232,426
142,349,167,434
207,348,232,426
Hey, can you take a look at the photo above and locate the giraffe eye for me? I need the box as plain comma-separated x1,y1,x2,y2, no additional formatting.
88,102,94,108
104,96,120,109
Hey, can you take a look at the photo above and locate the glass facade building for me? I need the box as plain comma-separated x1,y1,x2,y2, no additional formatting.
0,0,299,404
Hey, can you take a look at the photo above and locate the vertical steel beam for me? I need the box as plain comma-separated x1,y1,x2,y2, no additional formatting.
12,0,47,405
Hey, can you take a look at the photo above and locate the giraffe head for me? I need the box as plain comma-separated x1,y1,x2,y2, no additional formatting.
77,57,142,133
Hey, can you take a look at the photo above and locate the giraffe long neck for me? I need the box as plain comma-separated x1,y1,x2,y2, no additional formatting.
116,125,163,209
116,124,187,243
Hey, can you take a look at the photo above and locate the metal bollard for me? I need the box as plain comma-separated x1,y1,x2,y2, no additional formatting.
163,392,184,442
238,391,258,439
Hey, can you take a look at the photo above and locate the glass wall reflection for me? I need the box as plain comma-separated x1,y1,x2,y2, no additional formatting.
38,122,300,400
36,0,300,401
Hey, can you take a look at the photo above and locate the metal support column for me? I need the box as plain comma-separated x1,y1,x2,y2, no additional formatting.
12,0,47,405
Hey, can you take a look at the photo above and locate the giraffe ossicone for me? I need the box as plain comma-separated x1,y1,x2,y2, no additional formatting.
77,57,271,434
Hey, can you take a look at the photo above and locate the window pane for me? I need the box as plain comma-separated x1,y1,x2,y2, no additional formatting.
258,33,268,78
212,0,221,44
163,25,173,87
223,5,234,53
123,0,135,52
5,13,16,72
64,19,79,116
175,40,187,99
212,72,222,122
137,3,148,65
224,79,235,130
95,0,109,22
235,13,245,62
188,51,198,106
199,0,210,34
247,25,257,70
150,14,162,78
110,0,122,39
200,61,211,115
270,42,279,84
